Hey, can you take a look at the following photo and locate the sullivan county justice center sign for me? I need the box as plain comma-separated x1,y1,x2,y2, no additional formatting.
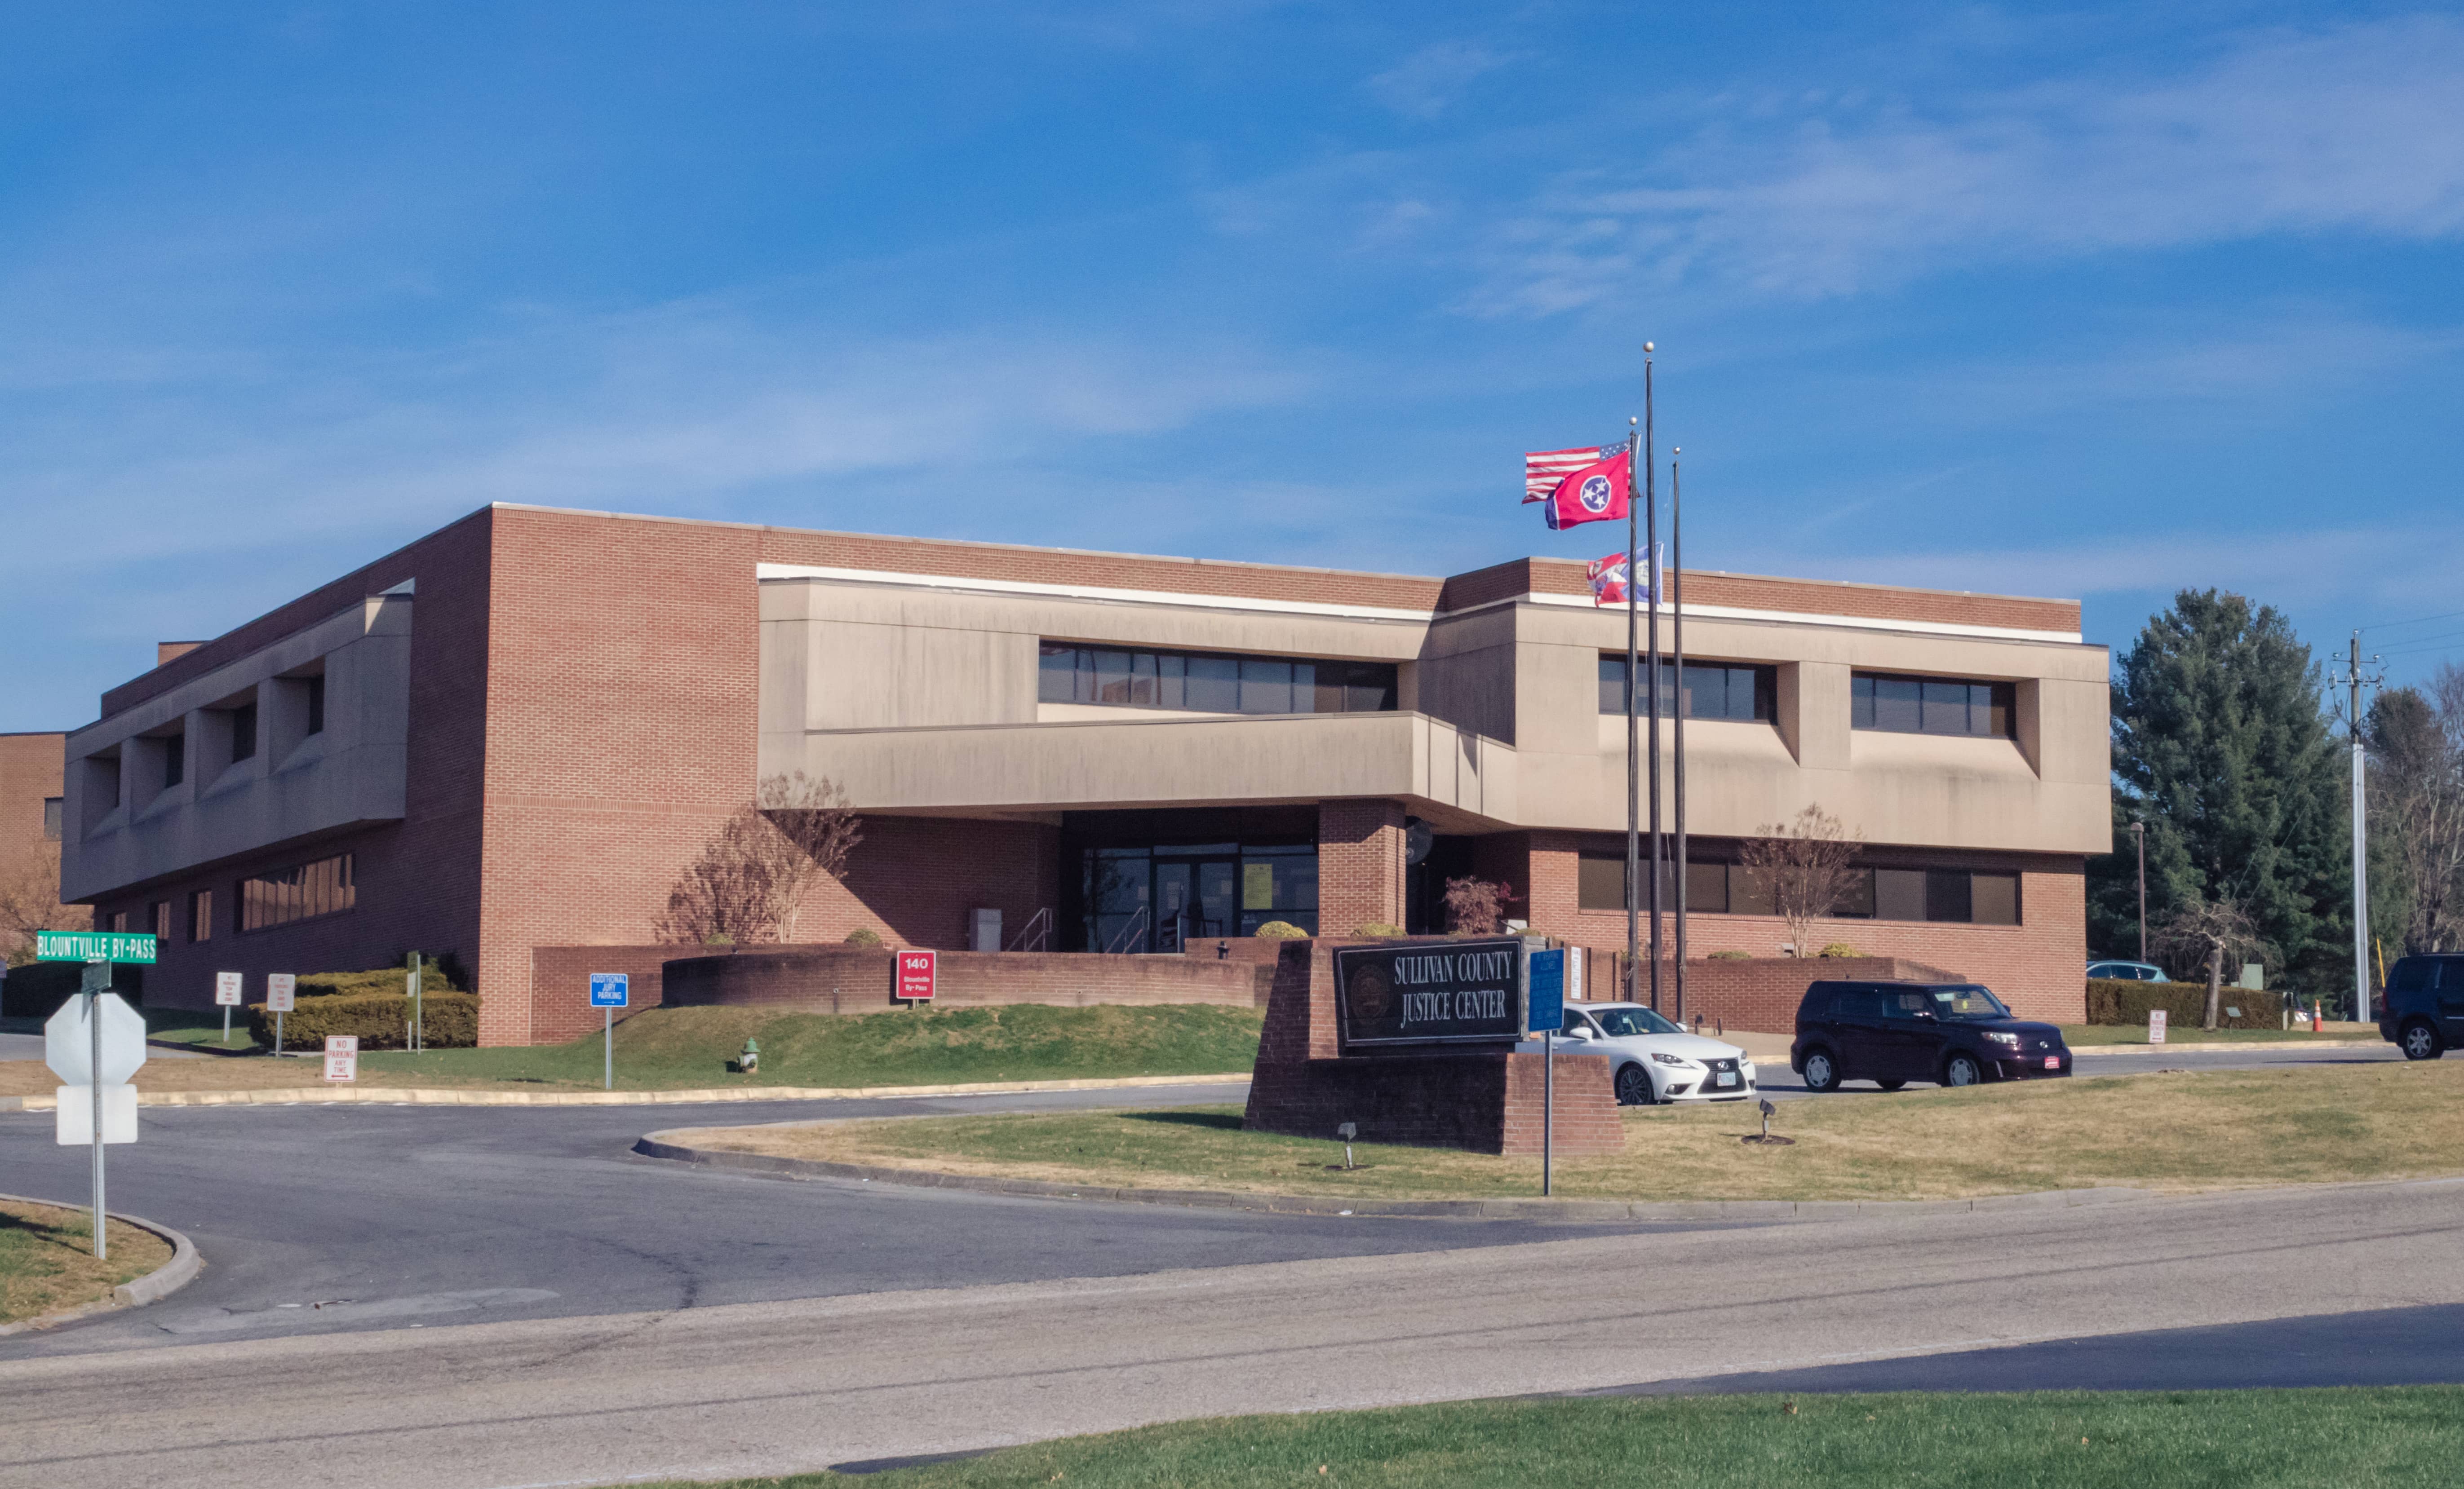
1333,938,1527,1049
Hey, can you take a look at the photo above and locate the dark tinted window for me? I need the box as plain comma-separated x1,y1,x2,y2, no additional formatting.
1042,643,1394,715
161,731,185,789
1600,658,1776,721
230,703,257,763
42,796,62,840
2389,959,2433,993
1830,987,1882,1019
1852,673,2014,737
1881,987,1933,1020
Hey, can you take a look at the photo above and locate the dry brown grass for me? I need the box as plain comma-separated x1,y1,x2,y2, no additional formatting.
0,1197,173,1325
682,1060,2464,1203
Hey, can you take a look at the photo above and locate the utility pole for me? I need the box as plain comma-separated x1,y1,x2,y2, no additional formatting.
1671,449,1687,1028
1644,362,1663,1012
2334,632,2382,1023
2130,817,2147,963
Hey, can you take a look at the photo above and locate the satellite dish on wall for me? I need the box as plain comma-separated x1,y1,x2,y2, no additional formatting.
1403,818,1434,866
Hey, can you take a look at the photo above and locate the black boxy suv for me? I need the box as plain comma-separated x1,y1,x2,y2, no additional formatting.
1790,980,2072,1092
2378,955,2464,1060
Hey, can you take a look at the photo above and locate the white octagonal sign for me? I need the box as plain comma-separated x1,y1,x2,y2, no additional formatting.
45,993,147,1087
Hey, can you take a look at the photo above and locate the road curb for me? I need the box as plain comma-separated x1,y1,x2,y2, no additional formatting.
6,1073,1254,1112
630,1131,2153,1222
0,1192,201,1337
2074,1040,2380,1056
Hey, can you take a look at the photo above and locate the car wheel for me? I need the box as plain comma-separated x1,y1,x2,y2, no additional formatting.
1874,1079,1906,1091
1614,1063,1657,1105
2401,1021,2445,1062
1802,1049,1841,1093
1943,1053,1984,1088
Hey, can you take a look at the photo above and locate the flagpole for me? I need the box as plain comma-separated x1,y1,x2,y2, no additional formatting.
1624,364,1645,1003
1672,450,1688,1029
1644,354,1663,1011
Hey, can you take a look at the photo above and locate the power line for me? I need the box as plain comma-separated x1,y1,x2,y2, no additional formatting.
2359,605,2464,634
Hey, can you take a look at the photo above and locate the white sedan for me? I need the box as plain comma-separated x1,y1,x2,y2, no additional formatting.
1544,1002,1759,1106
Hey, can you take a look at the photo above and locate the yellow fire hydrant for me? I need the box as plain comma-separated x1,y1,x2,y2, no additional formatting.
739,1037,760,1075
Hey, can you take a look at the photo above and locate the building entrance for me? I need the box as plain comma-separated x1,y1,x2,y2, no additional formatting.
1063,808,1321,953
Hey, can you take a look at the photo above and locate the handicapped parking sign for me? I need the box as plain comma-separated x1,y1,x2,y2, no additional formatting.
589,973,629,1009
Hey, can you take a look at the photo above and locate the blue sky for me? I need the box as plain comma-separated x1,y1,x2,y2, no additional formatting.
4,2,2461,731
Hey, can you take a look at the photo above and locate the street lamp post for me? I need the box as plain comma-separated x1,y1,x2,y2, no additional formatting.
2131,818,2146,964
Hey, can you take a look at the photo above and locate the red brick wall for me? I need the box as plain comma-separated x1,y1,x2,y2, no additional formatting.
1318,800,1406,936
0,733,80,958
1524,558,2081,635
529,945,674,1045
790,816,1061,952
660,946,1267,1012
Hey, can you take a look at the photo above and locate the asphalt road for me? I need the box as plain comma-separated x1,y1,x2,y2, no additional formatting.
7,1176,2459,1489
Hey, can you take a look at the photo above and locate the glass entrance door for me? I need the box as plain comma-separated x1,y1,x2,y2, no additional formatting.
1154,862,1192,952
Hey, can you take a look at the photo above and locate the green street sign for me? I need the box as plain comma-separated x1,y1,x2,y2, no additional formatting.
36,931,159,964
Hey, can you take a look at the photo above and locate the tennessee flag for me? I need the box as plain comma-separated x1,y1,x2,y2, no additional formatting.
1587,544,1662,606
1541,450,1631,530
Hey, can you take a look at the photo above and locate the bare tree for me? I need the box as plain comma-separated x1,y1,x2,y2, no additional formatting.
2372,668,2464,954
0,841,87,965
2154,896,2265,1030
1442,876,1519,936
1737,806,1863,957
653,773,862,947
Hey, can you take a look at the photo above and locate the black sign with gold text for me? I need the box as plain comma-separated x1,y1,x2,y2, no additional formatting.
1333,938,1525,1049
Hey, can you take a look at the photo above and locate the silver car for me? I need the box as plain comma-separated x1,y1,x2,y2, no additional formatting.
1547,1002,1758,1106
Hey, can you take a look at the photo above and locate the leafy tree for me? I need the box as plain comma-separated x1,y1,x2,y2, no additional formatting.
2087,591,2347,996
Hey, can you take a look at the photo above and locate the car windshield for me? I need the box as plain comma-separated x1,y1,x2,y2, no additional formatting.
1591,1007,1683,1037
1926,985,2010,1021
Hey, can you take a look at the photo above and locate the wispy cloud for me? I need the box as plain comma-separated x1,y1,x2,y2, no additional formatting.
1467,16,2464,313
1365,41,1525,121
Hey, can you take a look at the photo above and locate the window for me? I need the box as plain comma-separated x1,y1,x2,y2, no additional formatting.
161,731,186,789
1039,643,1396,715
42,797,62,841
230,702,257,764
1579,852,2019,925
1599,658,1774,720
151,901,170,940
108,910,129,933
189,889,213,943
305,675,326,736
1851,673,2013,737
1576,853,1737,913
240,853,356,932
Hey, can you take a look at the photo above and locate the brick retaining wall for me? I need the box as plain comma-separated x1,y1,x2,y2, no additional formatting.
530,945,677,1045
660,946,1270,1015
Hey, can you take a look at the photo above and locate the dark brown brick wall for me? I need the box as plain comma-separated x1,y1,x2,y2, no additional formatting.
529,945,675,1044
660,946,1267,1013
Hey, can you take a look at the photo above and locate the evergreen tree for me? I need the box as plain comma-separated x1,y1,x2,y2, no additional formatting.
2086,591,2348,995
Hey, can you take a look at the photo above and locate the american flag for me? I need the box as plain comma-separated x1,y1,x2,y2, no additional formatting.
1524,444,1626,503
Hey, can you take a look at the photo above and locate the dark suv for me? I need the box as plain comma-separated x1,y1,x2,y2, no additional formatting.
1790,980,2071,1092
2378,955,2464,1060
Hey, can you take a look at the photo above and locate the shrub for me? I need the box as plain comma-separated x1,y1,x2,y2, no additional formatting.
843,928,883,947
247,991,478,1049
2083,978,2285,1029
0,961,143,1019
1352,923,1404,938
1254,921,1309,940
1707,950,1751,962
295,955,459,1001
1817,942,1866,959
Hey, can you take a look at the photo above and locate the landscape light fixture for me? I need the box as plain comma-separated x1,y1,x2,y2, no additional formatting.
1336,1121,1357,1170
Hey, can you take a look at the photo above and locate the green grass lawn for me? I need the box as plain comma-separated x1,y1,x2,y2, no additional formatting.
142,1007,262,1050
623,1388,2464,1489
352,1003,1264,1090
686,1059,2464,1202
0,1198,171,1324
2062,1023,2378,1046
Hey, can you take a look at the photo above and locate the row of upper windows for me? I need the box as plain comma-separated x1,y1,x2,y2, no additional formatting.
1039,644,1397,716
107,852,357,945
1039,639,2016,742
1577,852,2022,925
1597,658,2015,739
91,676,326,810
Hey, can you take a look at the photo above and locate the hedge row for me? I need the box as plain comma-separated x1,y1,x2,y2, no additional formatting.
0,961,145,1020
246,991,478,1049
294,956,461,999
2084,978,2285,1029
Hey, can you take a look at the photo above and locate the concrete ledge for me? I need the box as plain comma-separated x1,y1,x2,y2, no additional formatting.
11,1073,1254,1112
2075,1040,2381,1056
0,1192,201,1336
630,1131,2154,1222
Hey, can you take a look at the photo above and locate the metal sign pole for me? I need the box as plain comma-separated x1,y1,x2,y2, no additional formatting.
605,1005,614,1091
1542,1029,1554,1198
89,958,107,1260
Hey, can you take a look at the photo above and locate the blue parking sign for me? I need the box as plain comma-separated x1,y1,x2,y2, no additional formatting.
589,973,629,1009
1527,949,1565,1034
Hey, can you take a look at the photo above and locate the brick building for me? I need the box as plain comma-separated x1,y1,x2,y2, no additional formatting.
1,730,85,961
57,503,2109,1041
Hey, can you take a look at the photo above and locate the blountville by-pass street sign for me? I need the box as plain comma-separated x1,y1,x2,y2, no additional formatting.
37,931,159,964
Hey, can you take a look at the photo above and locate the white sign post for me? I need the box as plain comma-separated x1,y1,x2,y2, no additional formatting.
589,974,629,1091
46,967,147,1258
266,972,296,1053
324,1035,359,1083
2149,1008,2167,1045
215,970,244,1045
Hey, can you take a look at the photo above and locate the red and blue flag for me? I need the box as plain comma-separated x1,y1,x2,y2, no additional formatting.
1538,449,1631,530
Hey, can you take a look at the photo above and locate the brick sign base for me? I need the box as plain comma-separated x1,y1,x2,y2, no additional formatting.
1240,937,1623,1156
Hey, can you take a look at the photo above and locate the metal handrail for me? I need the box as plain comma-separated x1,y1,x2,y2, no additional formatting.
1102,906,1151,955
1006,907,1053,954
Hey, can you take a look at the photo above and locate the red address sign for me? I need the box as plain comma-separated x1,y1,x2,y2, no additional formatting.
895,950,937,1001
